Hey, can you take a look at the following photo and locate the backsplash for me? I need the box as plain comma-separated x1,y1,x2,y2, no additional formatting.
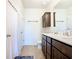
42,27,72,36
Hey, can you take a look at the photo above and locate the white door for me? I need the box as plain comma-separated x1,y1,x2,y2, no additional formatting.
24,21,41,45
6,1,19,59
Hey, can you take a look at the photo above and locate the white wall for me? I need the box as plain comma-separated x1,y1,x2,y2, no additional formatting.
66,7,72,30
23,8,44,45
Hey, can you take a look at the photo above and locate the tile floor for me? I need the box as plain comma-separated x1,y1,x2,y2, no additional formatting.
20,45,45,59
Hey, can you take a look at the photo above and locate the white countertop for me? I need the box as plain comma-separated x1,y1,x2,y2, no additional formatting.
42,33,72,46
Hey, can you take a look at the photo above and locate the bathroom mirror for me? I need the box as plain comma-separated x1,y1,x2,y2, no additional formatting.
53,0,72,31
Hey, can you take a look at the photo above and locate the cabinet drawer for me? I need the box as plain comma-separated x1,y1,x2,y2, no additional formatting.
52,39,72,58
47,43,51,55
47,54,51,59
47,37,51,44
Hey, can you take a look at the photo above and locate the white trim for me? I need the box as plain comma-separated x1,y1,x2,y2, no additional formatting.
8,0,17,12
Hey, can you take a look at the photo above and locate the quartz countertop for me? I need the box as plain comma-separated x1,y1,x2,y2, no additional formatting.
42,33,72,46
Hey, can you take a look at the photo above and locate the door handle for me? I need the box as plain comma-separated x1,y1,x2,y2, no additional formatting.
6,34,11,38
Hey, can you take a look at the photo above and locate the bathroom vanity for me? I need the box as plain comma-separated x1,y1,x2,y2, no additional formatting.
42,33,72,59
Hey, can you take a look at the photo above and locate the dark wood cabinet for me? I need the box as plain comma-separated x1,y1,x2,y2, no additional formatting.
53,12,56,27
42,35,72,59
47,37,51,44
42,38,47,56
47,43,51,55
47,54,51,59
42,12,51,27
52,39,72,59
53,47,68,59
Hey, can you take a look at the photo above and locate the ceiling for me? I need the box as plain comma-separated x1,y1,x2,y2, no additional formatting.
55,0,72,9
21,0,52,8
21,0,72,9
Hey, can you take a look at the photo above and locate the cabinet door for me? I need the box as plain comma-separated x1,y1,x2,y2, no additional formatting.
53,48,68,59
44,40,47,56
52,39,72,58
42,46,46,55
42,39,45,46
47,54,51,59
52,47,54,59
45,13,51,27
42,12,51,27
47,43,51,55
42,39,47,56
47,37,51,44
